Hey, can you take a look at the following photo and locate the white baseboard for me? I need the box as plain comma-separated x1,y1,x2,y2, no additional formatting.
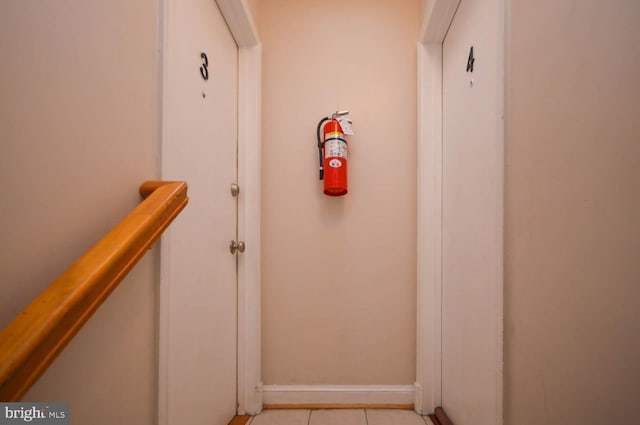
261,385,415,406
413,382,425,414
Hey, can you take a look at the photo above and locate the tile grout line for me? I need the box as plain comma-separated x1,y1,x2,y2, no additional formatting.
307,409,312,425
364,408,369,425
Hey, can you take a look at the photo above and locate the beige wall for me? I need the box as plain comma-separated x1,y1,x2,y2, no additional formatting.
0,1,159,423
420,0,430,24
259,0,420,385
245,0,260,34
505,0,640,423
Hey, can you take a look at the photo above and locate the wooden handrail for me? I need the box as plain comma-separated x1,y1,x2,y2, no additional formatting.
0,181,188,401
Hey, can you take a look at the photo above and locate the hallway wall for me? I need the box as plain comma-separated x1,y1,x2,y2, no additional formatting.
505,0,640,423
259,0,420,385
0,1,159,423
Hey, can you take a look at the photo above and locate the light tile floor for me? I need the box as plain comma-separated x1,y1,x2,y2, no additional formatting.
249,409,435,425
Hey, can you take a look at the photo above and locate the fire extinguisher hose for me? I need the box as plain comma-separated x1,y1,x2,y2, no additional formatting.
317,117,330,180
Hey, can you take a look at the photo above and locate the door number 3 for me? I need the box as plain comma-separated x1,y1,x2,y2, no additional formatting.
200,52,209,80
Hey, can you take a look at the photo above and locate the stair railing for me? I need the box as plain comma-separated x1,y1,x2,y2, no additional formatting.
0,181,188,401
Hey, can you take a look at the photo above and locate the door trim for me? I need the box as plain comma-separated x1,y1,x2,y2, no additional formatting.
158,0,261,423
236,42,262,416
416,0,504,420
217,0,263,415
415,1,461,413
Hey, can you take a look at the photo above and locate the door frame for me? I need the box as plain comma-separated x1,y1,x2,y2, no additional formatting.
157,0,262,422
415,0,504,419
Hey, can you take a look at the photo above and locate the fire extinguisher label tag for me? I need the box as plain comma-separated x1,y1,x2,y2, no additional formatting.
329,159,343,168
324,139,348,159
338,117,354,135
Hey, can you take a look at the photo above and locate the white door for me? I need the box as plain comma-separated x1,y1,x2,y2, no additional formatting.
162,0,238,423
441,0,502,424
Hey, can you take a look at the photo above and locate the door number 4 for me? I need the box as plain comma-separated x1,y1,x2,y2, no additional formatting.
466,46,475,72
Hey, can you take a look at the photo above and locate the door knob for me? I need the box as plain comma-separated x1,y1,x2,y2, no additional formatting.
230,240,245,254
230,183,240,197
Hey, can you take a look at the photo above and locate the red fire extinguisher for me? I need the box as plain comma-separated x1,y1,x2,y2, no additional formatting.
317,110,352,196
